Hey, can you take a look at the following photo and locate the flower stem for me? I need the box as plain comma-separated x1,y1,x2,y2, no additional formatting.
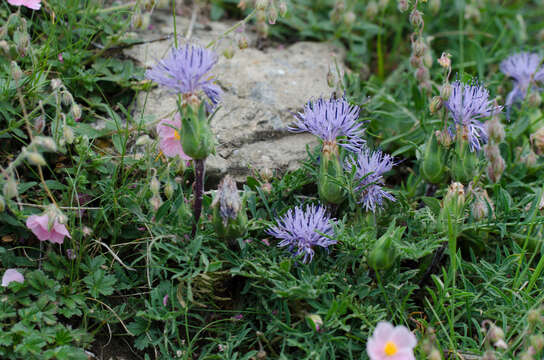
191,159,205,238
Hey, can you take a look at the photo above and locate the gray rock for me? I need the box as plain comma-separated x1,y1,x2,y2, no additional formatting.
126,11,345,181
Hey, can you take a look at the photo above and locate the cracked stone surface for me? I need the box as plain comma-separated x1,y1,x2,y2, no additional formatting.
126,11,345,181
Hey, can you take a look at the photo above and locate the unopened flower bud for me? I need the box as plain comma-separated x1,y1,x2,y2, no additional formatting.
365,1,379,19
397,0,409,12
531,127,544,154
131,6,143,29
0,196,5,212
436,129,453,148
34,136,56,152
255,0,268,11
256,21,269,37
150,175,161,195
135,134,152,146
423,51,433,68
369,223,405,271
61,90,73,106
63,126,75,145
237,0,247,10
486,146,505,183
410,54,422,68
150,194,162,211
528,308,542,325
437,52,451,68
343,11,356,27
530,335,544,352
257,350,267,359
144,0,156,11
267,3,278,24
238,34,248,49
164,181,175,199
11,61,23,82
306,314,323,332
223,45,235,59
15,31,29,57
421,133,447,184
472,189,492,221
487,116,505,143
26,151,47,166
180,103,215,159
212,175,248,242
0,40,9,56
528,92,542,108
429,96,443,114
444,182,465,217
430,0,441,14
378,0,389,11
429,349,441,360
318,142,345,204
416,67,430,82
3,178,18,200
71,104,82,120
522,150,538,169
32,116,45,133
413,39,426,56
409,9,423,27
440,83,452,100
279,0,288,16
465,4,480,23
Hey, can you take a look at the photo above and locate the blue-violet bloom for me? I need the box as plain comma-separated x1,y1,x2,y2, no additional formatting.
444,80,501,152
500,52,544,111
145,44,221,106
345,147,396,212
266,204,336,263
289,96,365,152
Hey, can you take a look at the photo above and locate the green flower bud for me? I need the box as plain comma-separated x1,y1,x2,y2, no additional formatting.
150,174,161,195
0,195,5,212
164,181,175,199
279,0,288,16
421,132,447,184
306,314,323,332
26,151,47,166
212,175,248,243
440,182,465,228
368,223,405,271
179,103,215,160
318,142,345,205
450,140,478,184
429,96,443,114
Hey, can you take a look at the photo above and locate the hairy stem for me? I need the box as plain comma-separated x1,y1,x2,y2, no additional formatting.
191,159,205,238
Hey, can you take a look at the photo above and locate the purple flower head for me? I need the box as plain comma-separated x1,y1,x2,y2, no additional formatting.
444,80,501,152
345,148,396,212
145,44,221,106
288,96,365,152
266,204,336,263
500,52,544,110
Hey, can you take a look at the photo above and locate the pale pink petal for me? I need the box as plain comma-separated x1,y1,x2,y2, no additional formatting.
373,321,395,340
53,221,71,238
23,0,41,9
389,350,416,360
367,337,386,360
2,269,24,287
7,0,25,5
391,326,417,349
157,115,191,160
26,214,52,241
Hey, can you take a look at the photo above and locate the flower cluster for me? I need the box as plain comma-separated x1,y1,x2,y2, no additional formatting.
500,52,544,109
444,80,502,152
146,44,222,107
289,96,365,152
345,148,396,212
266,204,336,263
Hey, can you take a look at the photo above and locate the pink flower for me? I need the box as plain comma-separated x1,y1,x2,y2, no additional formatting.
367,322,417,360
7,0,41,10
157,114,191,160
26,214,71,244
163,294,169,306
2,269,24,287
58,53,64,63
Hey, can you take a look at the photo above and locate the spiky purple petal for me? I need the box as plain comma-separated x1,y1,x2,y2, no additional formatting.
266,204,336,263
145,44,221,105
288,97,365,152
444,81,501,152
500,52,544,110
345,147,396,212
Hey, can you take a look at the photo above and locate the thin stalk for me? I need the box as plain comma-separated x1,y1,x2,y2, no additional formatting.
206,9,257,49
191,159,205,238
172,0,178,48
447,211,457,351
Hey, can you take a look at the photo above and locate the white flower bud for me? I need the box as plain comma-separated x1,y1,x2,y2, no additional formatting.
255,0,268,10
63,126,75,145
150,175,161,195
34,136,57,152
135,135,152,146
3,178,18,199
26,152,47,166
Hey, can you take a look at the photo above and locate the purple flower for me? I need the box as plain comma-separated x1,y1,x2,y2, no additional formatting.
145,44,221,106
444,81,501,152
266,204,336,263
345,148,396,212
288,97,365,152
500,52,544,110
